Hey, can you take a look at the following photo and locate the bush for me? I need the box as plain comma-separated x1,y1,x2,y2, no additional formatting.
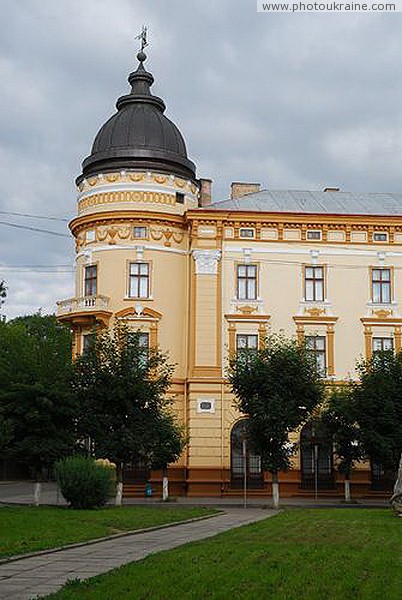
55,456,116,509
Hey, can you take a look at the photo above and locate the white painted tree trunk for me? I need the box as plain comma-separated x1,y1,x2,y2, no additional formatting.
115,481,123,506
344,478,351,503
33,481,41,506
162,475,169,501
272,481,280,509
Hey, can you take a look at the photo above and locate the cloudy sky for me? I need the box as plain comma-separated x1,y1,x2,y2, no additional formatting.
1,1,402,319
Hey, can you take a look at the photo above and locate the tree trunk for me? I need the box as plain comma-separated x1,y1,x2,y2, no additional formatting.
33,481,41,507
115,463,123,506
344,476,351,503
162,468,169,501
271,471,280,509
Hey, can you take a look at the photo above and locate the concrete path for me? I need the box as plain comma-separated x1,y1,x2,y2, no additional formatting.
0,508,275,600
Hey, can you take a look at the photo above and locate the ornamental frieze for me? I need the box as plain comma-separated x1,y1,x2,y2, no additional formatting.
77,171,198,195
78,190,176,212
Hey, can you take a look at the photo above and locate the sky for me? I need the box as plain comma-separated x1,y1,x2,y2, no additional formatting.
1,1,402,319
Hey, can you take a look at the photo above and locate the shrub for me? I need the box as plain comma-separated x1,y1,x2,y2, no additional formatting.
55,456,116,509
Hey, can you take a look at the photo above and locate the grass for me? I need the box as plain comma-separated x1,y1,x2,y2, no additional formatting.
43,509,402,600
0,505,217,558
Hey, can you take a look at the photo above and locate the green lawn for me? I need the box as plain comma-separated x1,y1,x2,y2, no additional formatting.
0,506,216,558
44,509,401,600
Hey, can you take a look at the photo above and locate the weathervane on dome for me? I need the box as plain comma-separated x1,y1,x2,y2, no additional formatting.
136,25,148,56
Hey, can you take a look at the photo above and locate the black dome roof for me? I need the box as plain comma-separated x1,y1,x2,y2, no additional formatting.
77,53,196,183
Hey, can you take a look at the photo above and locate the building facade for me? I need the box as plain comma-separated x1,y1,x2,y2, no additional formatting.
58,51,402,497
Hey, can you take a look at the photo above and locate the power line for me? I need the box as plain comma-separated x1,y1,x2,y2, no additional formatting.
0,210,69,222
0,221,70,237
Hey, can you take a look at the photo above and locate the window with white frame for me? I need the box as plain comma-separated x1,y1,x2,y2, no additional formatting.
304,266,324,302
305,335,326,375
372,337,393,354
84,265,97,297
133,226,148,239
371,268,391,303
129,263,150,298
373,232,388,242
237,264,257,300
239,228,255,239
236,334,258,353
307,230,322,241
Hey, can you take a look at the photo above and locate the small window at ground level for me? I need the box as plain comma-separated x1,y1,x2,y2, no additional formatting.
197,399,215,413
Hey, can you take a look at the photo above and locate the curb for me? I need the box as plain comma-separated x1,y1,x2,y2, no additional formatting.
0,511,223,565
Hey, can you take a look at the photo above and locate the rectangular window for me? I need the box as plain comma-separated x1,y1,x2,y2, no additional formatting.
236,334,258,352
82,333,95,353
138,332,149,349
129,263,150,298
372,337,394,353
307,230,322,241
239,228,255,238
176,192,185,204
373,232,388,242
372,268,391,303
304,266,324,302
237,264,257,300
84,265,97,297
133,226,148,239
305,335,326,376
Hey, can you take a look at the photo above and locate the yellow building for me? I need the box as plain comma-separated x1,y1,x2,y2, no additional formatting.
58,50,402,497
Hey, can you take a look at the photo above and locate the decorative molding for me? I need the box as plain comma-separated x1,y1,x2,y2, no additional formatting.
192,249,221,275
79,190,176,212
77,171,198,195
238,305,257,315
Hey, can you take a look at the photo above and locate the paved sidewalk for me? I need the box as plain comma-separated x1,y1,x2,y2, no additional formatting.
0,508,275,600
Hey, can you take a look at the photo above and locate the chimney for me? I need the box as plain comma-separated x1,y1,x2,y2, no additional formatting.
230,182,261,200
199,178,212,207
323,187,340,192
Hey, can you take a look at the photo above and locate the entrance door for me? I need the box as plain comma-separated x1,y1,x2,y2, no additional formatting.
230,420,263,489
371,460,396,491
300,422,334,490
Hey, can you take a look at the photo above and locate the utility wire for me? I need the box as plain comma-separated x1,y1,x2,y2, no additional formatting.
0,221,70,237
0,210,69,222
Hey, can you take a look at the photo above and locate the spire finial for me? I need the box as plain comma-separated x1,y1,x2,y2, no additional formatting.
136,25,148,62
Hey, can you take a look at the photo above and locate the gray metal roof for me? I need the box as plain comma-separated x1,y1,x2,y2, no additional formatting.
77,52,196,184
206,189,402,216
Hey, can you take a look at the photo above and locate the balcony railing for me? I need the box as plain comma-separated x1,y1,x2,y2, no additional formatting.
57,295,110,316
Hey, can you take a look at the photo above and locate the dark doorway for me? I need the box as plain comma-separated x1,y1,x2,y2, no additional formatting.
230,420,263,489
300,422,335,490
370,460,396,491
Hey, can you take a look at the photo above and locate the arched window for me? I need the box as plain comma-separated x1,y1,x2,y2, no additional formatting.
300,422,334,490
230,420,263,489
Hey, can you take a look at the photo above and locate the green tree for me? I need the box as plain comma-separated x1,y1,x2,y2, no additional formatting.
228,333,324,508
0,314,75,503
321,386,363,502
72,325,186,504
353,349,402,480
146,412,187,500
0,280,6,307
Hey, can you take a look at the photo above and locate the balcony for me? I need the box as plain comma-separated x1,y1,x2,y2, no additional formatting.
57,295,112,326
